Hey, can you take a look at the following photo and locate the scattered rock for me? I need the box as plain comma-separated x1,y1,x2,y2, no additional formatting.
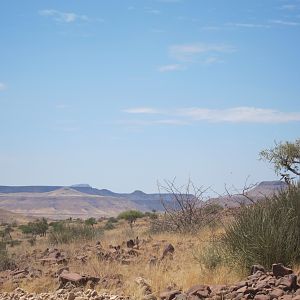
272,263,293,278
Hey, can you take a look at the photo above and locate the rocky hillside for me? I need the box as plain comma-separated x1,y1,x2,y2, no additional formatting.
208,181,287,207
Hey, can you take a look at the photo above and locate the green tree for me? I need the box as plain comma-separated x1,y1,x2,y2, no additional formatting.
19,218,48,237
118,210,144,228
260,139,300,183
85,217,97,227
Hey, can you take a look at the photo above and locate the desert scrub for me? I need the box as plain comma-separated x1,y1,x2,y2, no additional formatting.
0,242,16,271
48,222,103,244
223,185,300,268
193,241,224,270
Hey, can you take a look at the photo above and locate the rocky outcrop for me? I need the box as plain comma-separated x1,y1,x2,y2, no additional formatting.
158,264,300,300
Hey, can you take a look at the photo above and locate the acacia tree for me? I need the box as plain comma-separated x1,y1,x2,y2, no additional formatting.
157,179,222,233
260,139,300,183
85,217,97,227
118,210,144,228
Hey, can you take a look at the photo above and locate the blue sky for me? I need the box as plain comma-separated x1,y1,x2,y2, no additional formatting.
0,0,300,193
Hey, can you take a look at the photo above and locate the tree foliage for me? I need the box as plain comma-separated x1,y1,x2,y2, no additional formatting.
260,139,300,183
85,217,97,227
118,210,144,228
19,218,48,237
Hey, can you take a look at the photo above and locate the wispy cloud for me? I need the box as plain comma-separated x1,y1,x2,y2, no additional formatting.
228,23,271,29
123,107,161,114
123,106,300,124
39,9,89,23
0,82,7,91
145,8,161,15
177,107,300,123
270,19,300,26
279,4,298,11
158,64,185,72
169,43,235,62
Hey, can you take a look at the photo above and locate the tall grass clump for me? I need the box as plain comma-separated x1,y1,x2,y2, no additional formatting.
223,185,300,268
48,222,103,245
0,242,16,271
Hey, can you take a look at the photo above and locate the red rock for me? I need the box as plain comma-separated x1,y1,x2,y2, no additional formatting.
60,272,83,283
159,289,181,300
186,285,211,297
272,264,293,278
254,295,270,300
269,289,284,299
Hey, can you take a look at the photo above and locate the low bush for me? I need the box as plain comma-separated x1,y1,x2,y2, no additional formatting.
194,241,224,270
223,185,300,268
103,221,115,230
0,242,16,271
48,222,103,244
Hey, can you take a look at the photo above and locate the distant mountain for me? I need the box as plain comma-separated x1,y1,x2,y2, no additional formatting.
0,181,287,219
208,181,288,207
0,185,172,219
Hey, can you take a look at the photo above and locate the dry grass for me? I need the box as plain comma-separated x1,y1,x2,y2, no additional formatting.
3,219,244,298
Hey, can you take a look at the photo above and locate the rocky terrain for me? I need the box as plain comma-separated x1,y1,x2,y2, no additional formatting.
2,259,300,299
1,230,300,300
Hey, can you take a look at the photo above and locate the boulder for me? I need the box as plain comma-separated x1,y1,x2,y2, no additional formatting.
272,264,293,278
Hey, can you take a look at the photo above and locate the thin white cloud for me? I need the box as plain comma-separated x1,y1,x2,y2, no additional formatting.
178,107,300,123
146,9,161,15
200,26,222,31
228,23,271,29
123,106,300,124
279,4,298,11
39,9,89,23
158,64,184,72
123,107,161,114
154,119,188,125
270,19,300,26
169,43,235,62
0,82,7,91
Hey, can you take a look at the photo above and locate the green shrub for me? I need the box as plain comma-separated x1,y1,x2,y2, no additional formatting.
85,217,97,226
107,217,118,223
194,241,223,270
118,210,144,228
48,223,103,245
103,221,115,230
19,218,48,237
223,185,300,268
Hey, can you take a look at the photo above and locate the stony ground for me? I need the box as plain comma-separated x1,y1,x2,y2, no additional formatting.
2,263,300,299
1,220,300,299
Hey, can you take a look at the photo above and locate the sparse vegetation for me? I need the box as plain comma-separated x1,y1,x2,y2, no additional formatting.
0,242,16,271
48,221,103,244
19,218,48,237
223,184,300,268
260,138,300,183
117,210,144,228
85,217,97,227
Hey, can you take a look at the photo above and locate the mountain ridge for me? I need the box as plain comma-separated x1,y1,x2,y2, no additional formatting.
0,181,287,219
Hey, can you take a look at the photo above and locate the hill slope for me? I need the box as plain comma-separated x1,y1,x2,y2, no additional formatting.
0,181,286,219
